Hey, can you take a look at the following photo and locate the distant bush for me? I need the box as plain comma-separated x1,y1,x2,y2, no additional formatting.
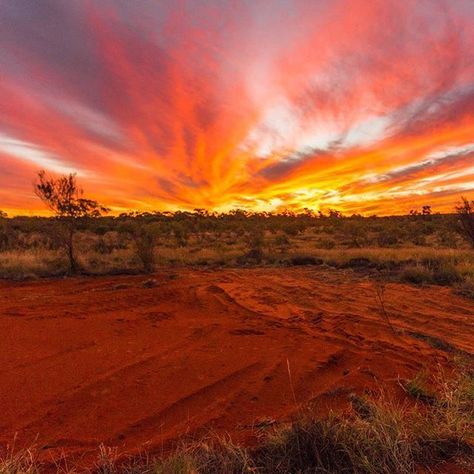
342,222,368,248
454,278,474,299
377,231,399,247
131,224,159,273
401,266,432,285
93,237,115,255
274,234,290,249
437,230,458,248
93,225,110,236
282,223,303,236
455,197,474,248
316,237,336,249
412,235,426,246
238,229,265,264
0,225,12,251
172,222,189,247
432,263,462,285
341,257,376,269
289,255,323,266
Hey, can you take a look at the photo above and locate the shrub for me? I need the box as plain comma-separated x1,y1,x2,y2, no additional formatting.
455,197,474,248
412,235,426,246
94,237,114,255
289,255,323,266
437,230,458,248
343,222,368,248
341,257,376,269
238,229,265,264
377,231,399,247
432,263,462,285
316,237,336,249
403,372,436,404
454,278,474,299
131,225,159,273
274,234,290,252
401,266,433,285
0,224,13,251
282,223,301,237
236,247,264,265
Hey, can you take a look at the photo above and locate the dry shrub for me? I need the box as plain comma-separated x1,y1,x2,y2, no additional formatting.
455,197,474,248
131,225,159,273
400,265,432,285
454,277,474,299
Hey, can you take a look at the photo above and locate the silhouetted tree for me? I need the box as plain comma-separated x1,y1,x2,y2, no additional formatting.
455,197,474,248
34,170,109,273
0,210,7,218
327,209,343,219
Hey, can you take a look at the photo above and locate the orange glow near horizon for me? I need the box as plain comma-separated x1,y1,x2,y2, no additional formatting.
0,0,473,216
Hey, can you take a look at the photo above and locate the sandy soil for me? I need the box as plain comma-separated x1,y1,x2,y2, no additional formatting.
0,267,473,466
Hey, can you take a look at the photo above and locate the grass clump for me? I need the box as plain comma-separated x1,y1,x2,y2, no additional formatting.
431,262,463,285
400,265,432,285
454,277,474,299
0,442,40,474
407,331,456,353
402,371,436,404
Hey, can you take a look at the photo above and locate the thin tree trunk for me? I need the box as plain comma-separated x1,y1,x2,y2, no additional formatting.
67,225,77,274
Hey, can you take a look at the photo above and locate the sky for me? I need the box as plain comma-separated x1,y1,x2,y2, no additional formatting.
0,0,473,216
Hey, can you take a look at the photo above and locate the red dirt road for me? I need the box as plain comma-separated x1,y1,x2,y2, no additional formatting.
0,267,473,464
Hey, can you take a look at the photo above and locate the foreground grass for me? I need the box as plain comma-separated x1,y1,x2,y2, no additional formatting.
2,364,472,474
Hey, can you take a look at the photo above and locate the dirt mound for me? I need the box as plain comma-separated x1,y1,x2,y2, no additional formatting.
0,267,473,466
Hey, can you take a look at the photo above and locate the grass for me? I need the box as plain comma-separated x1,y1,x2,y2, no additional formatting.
454,277,474,300
407,331,457,353
402,371,436,404
2,365,472,474
0,250,67,279
1,235,473,279
0,444,39,474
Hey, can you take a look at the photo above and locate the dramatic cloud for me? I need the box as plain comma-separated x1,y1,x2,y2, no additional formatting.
0,0,473,215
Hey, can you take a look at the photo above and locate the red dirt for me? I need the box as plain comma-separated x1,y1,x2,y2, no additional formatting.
0,267,473,467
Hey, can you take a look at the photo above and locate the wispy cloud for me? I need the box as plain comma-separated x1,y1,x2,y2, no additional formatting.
0,0,473,214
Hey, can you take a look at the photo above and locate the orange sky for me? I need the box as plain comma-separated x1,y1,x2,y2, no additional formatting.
0,0,473,216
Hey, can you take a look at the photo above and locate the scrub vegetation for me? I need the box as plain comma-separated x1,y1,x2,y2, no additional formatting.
1,176,473,299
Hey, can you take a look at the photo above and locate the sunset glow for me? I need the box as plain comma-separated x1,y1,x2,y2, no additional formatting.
1,0,473,215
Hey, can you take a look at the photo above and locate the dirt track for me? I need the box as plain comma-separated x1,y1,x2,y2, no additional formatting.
1,267,473,464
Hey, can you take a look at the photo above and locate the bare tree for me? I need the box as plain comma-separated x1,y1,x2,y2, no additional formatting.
34,170,109,273
455,197,474,248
